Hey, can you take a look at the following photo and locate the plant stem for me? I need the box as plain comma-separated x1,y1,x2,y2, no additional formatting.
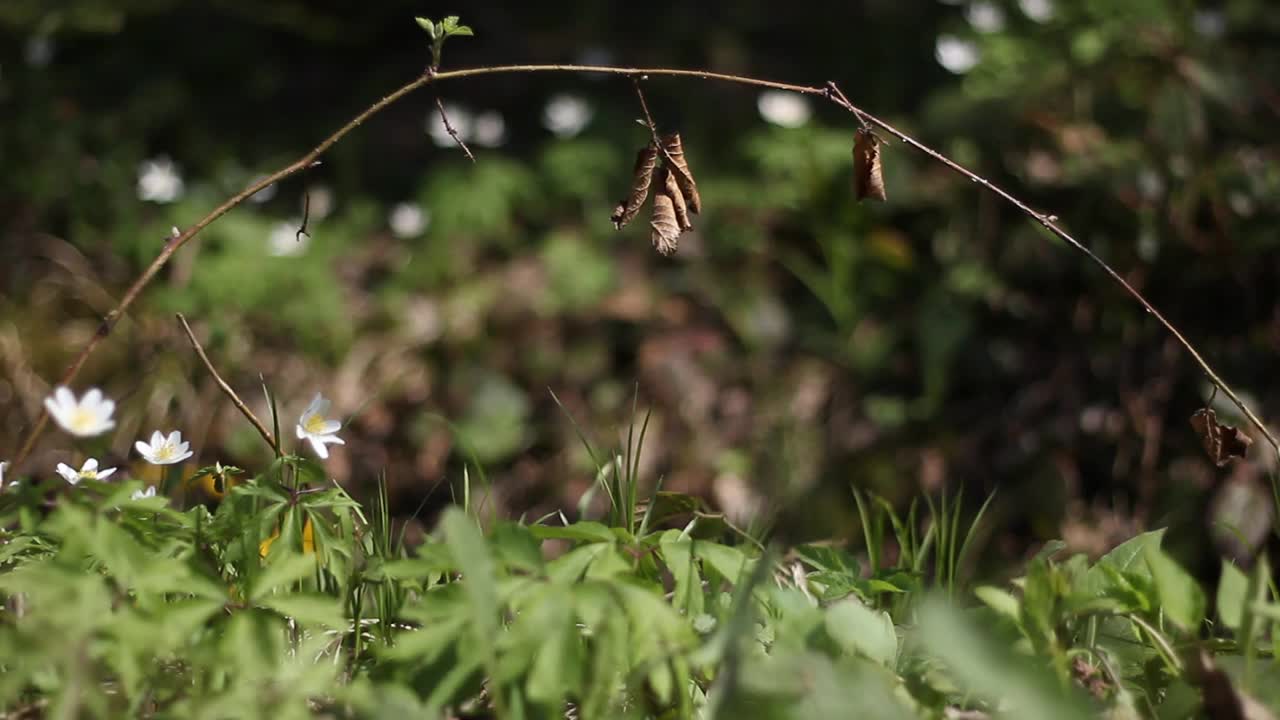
14,62,1277,468
176,313,280,454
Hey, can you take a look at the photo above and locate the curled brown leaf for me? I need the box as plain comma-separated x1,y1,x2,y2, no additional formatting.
611,142,659,229
665,164,692,230
650,168,682,256
661,133,701,214
1190,408,1253,467
853,128,886,202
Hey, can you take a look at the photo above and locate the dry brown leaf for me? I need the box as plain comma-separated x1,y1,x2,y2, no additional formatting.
664,164,692,230
611,142,659,229
661,133,701,214
853,128,886,202
1190,408,1253,467
650,168,682,256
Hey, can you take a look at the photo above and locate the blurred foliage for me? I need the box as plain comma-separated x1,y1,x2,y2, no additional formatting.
3,0,1280,577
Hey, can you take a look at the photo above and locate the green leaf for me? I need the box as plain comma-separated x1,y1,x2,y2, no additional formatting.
694,541,750,586
824,598,897,667
1143,546,1206,632
1082,528,1166,596
442,508,500,659
259,593,345,628
526,601,583,705
795,544,860,575
974,585,1022,624
531,521,616,544
917,597,1094,720
447,25,474,37
380,615,466,661
1097,529,1167,575
490,522,545,574
1218,559,1249,631
660,533,704,617
414,16,436,39
547,542,612,584
250,552,317,602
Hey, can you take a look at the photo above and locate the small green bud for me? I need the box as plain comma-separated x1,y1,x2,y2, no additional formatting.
414,16,437,40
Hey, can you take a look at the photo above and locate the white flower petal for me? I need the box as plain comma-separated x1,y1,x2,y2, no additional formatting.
97,467,117,481
308,436,331,459
81,458,99,472
307,393,328,416
54,386,75,410
135,440,153,457
56,463,77,483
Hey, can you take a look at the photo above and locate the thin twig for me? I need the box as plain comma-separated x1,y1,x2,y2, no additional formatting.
296,190,311,243
823,80,1280,460
630,77,667,152
434,95,475,162
14,62,1278,468
630,76,691,182
176,313,279,454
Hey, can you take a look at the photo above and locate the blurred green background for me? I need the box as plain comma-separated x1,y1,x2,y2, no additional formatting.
2,0,1279,571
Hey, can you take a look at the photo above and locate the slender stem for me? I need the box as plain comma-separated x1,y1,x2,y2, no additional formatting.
14,62,1277,469
176,313,280,454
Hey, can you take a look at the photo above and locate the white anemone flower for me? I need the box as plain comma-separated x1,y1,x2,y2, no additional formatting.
137,156,185,203
135,430,194,466
389,202,429,239
55,458,117,485
268,219,308,257
44,386,116,437
296,393,345,459
543,94,593,138
935,35,981,74
757,91,812,128
132,486,158,501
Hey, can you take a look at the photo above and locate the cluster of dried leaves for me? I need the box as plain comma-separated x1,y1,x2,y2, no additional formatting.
613,122,888,256
611,133,702,256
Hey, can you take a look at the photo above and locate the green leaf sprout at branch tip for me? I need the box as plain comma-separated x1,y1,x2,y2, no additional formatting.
415,14,474,69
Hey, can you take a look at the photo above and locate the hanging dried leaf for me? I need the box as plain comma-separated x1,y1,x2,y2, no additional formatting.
1190,408,1253,467
853,128,886,202
611,142,659,229
650,168,682,256
1190,649,1277,720
661,133,701,214
664,164,692,230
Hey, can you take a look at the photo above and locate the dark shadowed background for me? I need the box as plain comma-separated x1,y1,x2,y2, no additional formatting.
2,0,1279,578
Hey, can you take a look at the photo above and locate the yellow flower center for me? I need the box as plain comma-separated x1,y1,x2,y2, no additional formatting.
154,444,176,461
304,415,328,434
70,408,96,432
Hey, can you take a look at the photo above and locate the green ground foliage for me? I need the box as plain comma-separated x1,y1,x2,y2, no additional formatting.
2,453,1278,718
